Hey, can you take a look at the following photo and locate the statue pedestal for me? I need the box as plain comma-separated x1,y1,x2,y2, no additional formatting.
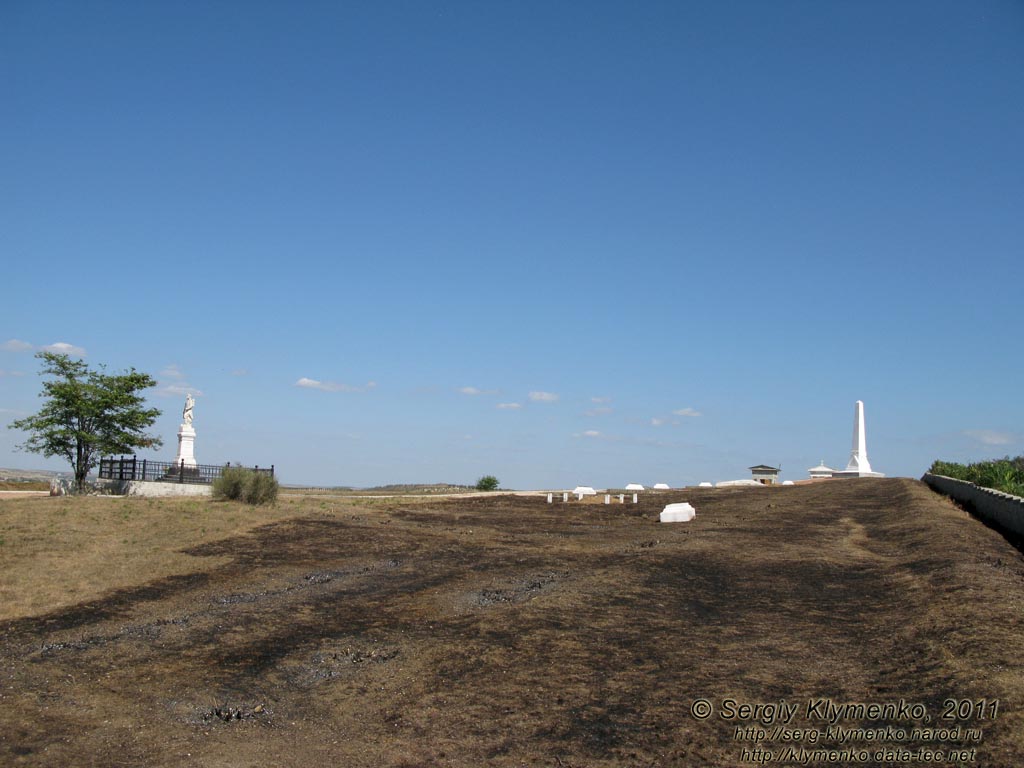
173,424,197,467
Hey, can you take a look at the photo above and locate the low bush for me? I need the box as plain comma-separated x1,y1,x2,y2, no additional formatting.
213,466,278,505
928,456,1024,497
243,470,279,505
212,466,248,501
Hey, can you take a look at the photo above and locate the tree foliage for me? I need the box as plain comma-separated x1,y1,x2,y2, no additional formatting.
9,352,162,490
475,475,500,492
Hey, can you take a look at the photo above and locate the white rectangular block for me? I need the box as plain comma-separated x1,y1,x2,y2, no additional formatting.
660,502,696,523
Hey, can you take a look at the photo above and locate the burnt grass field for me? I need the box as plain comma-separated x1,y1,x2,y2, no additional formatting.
2,478,1023,767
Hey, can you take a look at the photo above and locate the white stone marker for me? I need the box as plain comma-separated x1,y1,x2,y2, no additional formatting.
833,400,885,478
172,393,198,468
660,502,696,522
563,492,568,502
547,493,553,504
604,494,610,504
632,493,638,504
619,494,624,503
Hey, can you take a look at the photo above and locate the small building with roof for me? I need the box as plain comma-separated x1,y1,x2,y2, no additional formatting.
807,461,836,480
749,465,781,485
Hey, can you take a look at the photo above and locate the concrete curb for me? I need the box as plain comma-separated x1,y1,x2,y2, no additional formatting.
922,473,1024,538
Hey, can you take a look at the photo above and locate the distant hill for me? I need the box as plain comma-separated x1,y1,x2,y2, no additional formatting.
0,467,68,483
283,483,475,495
362,483,474,494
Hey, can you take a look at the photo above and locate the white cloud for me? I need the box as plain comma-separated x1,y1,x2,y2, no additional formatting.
591,396,611,404
584,406,613,417
497,402,522,410
460,385,499,397
41,342,86,357
529,391,559,402
296,377,376,393
160,364,186,380
672,407,701,418
583,430,601,437
651,418,665,427
964,429,1014,446
156,384,205,398
1,339,33,352
155,365,203,398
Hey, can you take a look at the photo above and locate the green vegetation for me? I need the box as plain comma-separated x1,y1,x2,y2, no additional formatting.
929,455,1024,498
212,466,279,505
8,352,161,491
475,475,500,492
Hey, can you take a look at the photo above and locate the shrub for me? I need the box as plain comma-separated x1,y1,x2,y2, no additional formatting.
475,475,500,492
213,466,278,505
929,456,1024,497
243,470,279,505
212,466,249,501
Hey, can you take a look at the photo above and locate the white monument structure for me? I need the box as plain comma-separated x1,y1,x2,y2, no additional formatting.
833,400,884,478
172,393,197,468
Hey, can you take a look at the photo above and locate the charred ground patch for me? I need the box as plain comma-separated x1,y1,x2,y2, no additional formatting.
1,479,1023,767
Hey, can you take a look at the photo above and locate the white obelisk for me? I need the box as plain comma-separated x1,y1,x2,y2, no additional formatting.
834,400,884,478
172,393,197,468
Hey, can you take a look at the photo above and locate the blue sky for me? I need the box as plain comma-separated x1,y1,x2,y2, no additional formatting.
2,1,1022,488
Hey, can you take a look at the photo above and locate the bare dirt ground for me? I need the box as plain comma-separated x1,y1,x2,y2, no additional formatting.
1,478,1023,767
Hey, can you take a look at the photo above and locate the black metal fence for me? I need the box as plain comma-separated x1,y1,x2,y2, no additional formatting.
98,456,274,485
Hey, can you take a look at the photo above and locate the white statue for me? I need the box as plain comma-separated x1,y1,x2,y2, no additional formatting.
182,393,194,426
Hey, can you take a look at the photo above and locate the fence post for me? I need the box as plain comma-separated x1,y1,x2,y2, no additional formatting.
179,459,184,483
141,459,147,481
118,455,125,481
131,455,137,480
270,465,275,477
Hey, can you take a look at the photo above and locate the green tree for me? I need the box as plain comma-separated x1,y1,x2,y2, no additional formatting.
475,475,500,491
9,352,163,490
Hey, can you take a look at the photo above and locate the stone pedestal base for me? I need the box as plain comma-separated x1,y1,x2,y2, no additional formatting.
173,424,197,467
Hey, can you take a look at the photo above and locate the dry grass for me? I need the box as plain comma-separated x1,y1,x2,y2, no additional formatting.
1,480,1023,767
0,494,314,620
0,481,49,491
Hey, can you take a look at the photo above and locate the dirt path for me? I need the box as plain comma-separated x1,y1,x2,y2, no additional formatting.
1,479,1022,766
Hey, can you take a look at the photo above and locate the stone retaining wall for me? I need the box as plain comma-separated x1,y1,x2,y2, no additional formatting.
98,479,212,498
922,473,1024,538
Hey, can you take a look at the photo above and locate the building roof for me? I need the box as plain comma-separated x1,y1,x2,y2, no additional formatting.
808,461,836,473
748,465,780,472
